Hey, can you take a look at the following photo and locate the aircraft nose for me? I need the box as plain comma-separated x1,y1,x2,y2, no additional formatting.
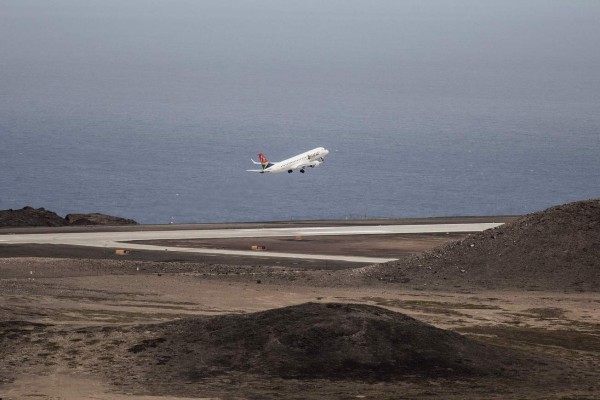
324,149,329,156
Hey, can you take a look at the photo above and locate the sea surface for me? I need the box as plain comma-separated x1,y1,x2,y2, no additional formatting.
1,0,599,224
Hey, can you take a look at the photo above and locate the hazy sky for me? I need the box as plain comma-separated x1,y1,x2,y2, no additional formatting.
1,1,599,221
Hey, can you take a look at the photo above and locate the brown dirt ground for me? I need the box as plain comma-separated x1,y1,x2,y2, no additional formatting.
1,211,599,399
1,257,599,399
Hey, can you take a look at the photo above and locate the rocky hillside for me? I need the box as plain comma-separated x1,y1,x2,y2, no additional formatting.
0,206,137,227
362,199,600,291
65,213,137,226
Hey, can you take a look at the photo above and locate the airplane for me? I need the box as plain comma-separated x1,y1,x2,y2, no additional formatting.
247,147,329,174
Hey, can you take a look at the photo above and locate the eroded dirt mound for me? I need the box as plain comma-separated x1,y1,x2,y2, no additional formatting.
129,303,518,381
0,206,67,227
363,199,600,291
0,207,137,227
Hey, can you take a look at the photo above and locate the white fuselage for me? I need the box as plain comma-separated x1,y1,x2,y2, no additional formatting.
263,147,329,173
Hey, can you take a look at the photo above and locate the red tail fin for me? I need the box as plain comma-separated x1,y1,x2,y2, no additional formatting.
258,153,269,169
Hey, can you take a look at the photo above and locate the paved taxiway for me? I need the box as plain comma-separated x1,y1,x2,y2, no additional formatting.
0,223,502,263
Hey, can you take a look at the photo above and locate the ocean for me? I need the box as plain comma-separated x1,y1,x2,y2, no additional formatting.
1,0,599,224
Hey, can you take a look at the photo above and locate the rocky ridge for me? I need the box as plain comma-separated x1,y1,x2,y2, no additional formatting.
0,206,137,227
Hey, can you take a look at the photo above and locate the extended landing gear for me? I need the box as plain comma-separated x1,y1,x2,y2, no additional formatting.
300,169,305,173
288,170,293,173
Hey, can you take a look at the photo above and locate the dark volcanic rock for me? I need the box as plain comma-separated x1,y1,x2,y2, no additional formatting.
129,303,519,381
365,199,600,291
0,206,68,227
65,213,137,226
0,207,137,227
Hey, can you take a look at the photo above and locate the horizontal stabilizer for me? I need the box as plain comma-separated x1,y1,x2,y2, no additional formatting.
246,169,264,173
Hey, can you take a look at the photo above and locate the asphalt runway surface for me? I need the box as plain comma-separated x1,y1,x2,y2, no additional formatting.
0,223,502,263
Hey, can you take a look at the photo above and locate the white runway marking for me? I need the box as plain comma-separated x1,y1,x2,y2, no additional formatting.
0,223,503,263
116,242,397,264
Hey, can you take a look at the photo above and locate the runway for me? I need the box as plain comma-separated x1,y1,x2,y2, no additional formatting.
0,223,502,263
